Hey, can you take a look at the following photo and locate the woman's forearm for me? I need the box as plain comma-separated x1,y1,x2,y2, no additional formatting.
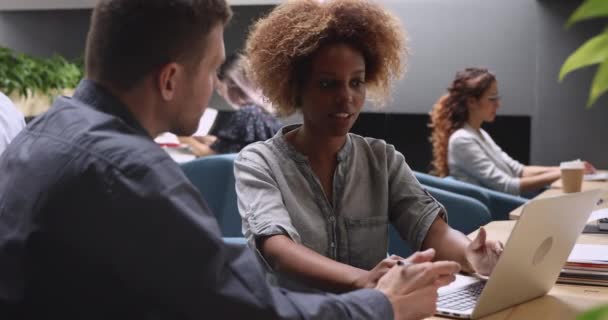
421,217,473,273
519,169,561,193
521,166,559,177
259,235,367,293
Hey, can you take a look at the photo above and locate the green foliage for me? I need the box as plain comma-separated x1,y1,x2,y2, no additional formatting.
566,0,608,28
559,0,608,107
577,305,608,320
0,46,83,98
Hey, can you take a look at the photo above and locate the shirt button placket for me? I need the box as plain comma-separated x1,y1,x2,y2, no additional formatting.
328,215,337,258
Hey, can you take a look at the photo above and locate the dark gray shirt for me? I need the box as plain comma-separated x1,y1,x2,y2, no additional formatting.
0,80,392,320
235,125,445,271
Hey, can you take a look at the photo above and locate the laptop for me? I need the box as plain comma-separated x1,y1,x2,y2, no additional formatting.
435,189,604,319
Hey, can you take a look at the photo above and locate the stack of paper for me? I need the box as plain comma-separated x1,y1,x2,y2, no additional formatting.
558,244,608,286
584,172,608,181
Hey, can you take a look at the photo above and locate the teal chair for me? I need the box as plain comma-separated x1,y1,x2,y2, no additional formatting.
388,184,492,258
223,237,248,246
181,153,243,237
414,171,526,221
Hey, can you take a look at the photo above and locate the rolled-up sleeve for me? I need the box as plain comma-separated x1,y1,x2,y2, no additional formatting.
386,145,446,250
234,149,301,248
451,136,521,195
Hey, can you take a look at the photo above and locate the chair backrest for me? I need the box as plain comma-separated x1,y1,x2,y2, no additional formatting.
180,153,242,237
414,171,491,208
388,184,492,258
223,237,248,246
425,184,492,234
414,171,526,220
443,176,527,220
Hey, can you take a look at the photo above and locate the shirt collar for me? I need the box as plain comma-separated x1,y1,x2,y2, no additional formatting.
72,79,149,137
275,124,353,163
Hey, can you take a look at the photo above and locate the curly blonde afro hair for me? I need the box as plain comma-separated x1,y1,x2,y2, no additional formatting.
245,0,408,116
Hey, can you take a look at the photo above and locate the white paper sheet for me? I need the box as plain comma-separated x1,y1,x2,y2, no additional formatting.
568,244,608,262
588,208,608,223
193,107,218,136
584,172,608,181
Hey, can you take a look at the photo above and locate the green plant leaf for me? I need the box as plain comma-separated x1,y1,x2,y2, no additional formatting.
587,58,608,107
567,0,608,28
577,304,608,320
559,31,608,81
0,46,83,97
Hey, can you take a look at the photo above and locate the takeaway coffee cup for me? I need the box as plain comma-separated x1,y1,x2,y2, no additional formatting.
560,160,585,193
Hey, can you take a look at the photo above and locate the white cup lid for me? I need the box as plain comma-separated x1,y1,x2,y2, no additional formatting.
560,159,584,169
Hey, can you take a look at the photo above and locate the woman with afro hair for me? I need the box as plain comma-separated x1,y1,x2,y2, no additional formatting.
429,67,595,196
234,0,501,298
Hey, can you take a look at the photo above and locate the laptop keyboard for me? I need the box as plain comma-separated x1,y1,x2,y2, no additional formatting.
437,281,485,311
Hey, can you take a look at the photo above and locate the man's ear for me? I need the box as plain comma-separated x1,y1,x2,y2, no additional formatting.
157,62,181,101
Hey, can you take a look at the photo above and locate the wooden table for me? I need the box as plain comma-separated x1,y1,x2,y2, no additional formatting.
431,221,608,320
509,175,608,220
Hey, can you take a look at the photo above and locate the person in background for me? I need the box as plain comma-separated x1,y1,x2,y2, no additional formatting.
179,54,281,156
234,0,499,302
429,67,595,196
0,91,26,155
0,0,459,319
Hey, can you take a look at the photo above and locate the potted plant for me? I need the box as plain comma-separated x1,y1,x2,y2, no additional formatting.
0,46,83,116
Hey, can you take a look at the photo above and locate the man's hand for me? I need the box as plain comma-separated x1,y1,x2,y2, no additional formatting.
352,249,436,289
375,249,460,320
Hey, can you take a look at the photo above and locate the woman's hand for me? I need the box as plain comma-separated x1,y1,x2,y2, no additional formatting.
583,161,596,174
193,135,218,145
464,227,503,276
177,136,216,157
352,249,437,289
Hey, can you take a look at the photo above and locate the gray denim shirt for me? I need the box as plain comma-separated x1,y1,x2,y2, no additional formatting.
235,125,445,271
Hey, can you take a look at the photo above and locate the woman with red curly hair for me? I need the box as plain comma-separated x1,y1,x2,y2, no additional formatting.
234,0,501,307
429,68,594,196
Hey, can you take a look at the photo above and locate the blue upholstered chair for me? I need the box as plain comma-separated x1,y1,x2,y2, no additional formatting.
388,184,492,258
180,155,493,262
414,171,527,221
180,153,243,237
223,237,248,246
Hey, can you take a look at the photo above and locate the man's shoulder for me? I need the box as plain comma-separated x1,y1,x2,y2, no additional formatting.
26,98,171,174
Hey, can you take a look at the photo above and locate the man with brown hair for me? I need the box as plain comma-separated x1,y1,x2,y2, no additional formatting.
0,1,458,319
